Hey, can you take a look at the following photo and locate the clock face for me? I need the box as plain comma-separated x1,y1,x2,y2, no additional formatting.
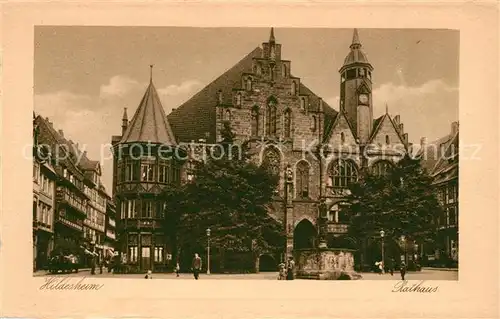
359,94,369,104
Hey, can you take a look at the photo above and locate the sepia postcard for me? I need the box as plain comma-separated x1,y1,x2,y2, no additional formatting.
1,2,499,319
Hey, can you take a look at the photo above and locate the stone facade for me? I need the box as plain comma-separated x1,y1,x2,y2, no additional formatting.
166,28,411,267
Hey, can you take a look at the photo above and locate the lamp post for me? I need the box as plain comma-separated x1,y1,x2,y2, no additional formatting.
206,228,211,275
401,235,407,264
380,230,385,274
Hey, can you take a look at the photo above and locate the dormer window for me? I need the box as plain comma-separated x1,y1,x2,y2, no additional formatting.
291,82,297,95
341,132,345,144
224,109,232,122
385,135,390,144
300,97,306,111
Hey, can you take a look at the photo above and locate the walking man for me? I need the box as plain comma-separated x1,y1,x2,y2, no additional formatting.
400,261,407,280
192,253,202,280
286,257,295,280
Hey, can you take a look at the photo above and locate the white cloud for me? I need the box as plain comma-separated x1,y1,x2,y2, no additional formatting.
157,80,202,97
325,79,458,144
100,75,141,98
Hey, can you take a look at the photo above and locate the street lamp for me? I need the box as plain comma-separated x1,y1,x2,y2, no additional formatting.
380,230,385,274
206,228,211,275
401,235,407,264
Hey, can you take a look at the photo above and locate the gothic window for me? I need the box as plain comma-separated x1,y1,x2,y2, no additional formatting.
371,160,393,176
291,81,297,95
296,161,309,198
217,90,223,104
340,132,345,144
251,106,260,136
385,135,390,144
125,159,138,181
171,162,180,185
141,163,155,182
236,93,242,107
284,109,291,138
224,109,232,122
328,159,358,187
246,78,252,91
158,160,171,184
346,69,357,79
300,97,306,111
262,147,281,176
266,99,278,136
311,116,317,132
282,64,288,77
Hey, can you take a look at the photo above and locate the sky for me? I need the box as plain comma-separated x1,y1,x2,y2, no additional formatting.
34,26,459,192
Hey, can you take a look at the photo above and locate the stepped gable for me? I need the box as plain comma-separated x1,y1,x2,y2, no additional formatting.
167,46,337,143
120,79,177,146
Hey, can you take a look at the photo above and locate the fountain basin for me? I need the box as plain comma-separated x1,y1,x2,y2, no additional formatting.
294,248,362,280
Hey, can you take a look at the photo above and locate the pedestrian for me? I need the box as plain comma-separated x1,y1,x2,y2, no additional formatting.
378,260,384,274
278,262,286,280
286,257,295,280
175,261,180,277
400,261,406,280
145,270,153,279
192,253,202,280
90,250,96,275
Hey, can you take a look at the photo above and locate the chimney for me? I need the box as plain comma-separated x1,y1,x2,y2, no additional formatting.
399,123,404,134
394,115,400,125
451,121,459,136
420,137,427,148
58,129,64,137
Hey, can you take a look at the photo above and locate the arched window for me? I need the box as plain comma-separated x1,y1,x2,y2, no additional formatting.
236,93,242,107
291,82,297,95
311,116,317,132
296,161,309,198
371,160,393,176
328,159,358,187
300,98,306,111
282,64,288,77
261,147,281,176
340,132,345,144
385,135,390,144
251,106,260,136
224,109,231,121
256,64,262,75
266,99,277,136
246,78,252,91
284,109,291,138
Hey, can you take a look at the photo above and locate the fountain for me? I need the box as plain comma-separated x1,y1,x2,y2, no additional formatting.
294,199,362,280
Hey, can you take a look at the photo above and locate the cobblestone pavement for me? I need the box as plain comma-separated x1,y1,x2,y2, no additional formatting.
34,268,457,280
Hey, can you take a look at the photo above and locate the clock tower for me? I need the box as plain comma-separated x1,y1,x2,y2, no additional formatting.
339,29,374,144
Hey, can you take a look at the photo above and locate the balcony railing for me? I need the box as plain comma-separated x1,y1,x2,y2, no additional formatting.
57,189,87,216
327,223,349,234
57,216,83,231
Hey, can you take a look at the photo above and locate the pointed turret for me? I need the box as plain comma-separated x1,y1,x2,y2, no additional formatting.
269,27,276,44
350,28,361,49
121,107,128,135
119,68,177,145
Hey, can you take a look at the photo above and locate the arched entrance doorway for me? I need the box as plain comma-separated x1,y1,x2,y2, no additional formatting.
259,254,277,272
293,219,317,249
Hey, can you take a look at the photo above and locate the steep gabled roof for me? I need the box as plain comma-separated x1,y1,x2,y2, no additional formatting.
323,109,355,142
120,80,177,145
367,112,406,146
431,131,459,179
419,134,454,173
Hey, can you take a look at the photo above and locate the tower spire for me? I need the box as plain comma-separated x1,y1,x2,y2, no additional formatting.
122,107,128,135
385,103,389,114
149,64,153,83
269,27,275,44
350,28,361,49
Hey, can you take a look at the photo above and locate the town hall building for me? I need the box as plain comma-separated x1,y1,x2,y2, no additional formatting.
112,28,411,272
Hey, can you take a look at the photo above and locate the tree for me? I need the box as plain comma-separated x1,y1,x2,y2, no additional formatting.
347,155,441,249
162,122,283,272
